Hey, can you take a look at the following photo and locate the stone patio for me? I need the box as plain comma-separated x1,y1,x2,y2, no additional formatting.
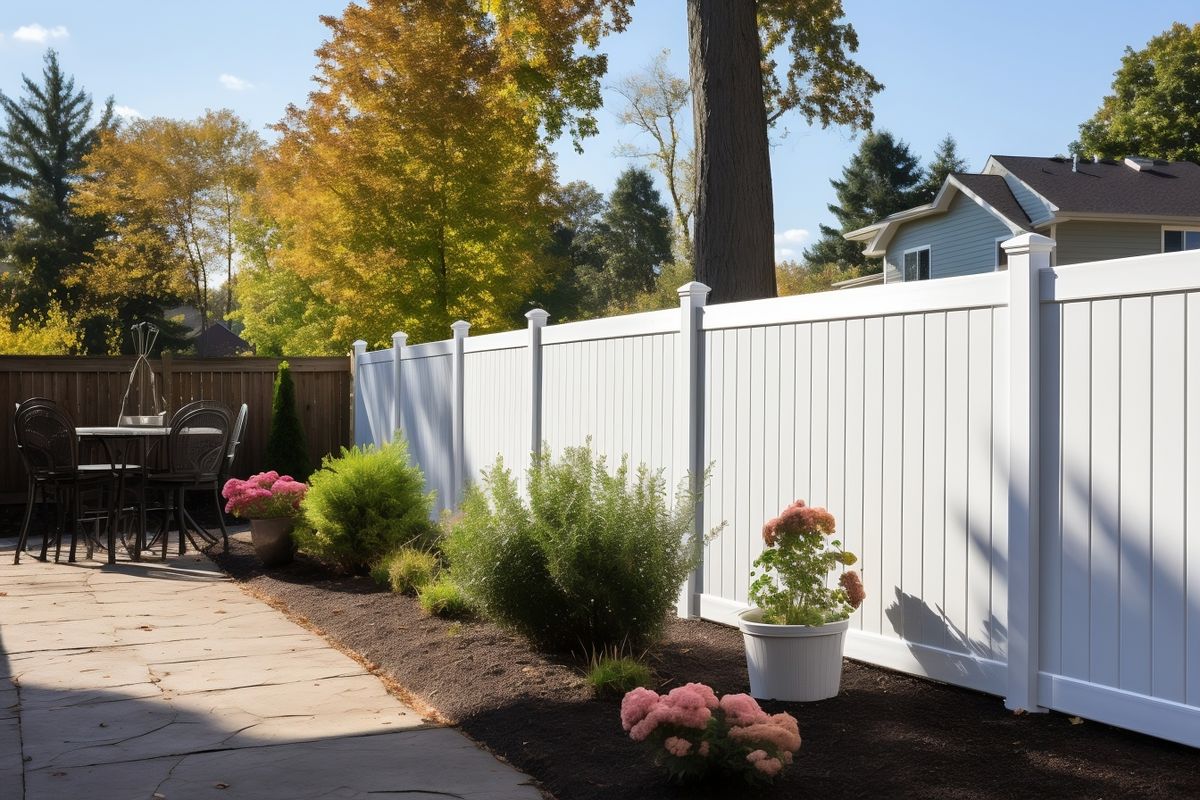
0,537,542,800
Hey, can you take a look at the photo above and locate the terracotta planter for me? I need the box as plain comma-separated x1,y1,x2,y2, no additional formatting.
738,608,849,702
250,517,296,567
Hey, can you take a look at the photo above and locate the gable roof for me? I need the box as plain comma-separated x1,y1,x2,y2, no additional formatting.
844,173,1028,257
194,321,253,358
989,155,1200,219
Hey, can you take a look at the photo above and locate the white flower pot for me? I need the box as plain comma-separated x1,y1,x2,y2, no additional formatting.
737,608,849,702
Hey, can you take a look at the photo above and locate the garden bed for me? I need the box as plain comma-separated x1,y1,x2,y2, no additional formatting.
210,537,1198,800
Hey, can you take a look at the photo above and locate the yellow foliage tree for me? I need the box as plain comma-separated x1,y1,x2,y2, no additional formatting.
73,109,262,338
247,0,562,351
0,297,80,355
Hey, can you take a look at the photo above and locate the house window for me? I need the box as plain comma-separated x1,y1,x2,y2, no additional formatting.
903,247,931,281
1163,228,1200,253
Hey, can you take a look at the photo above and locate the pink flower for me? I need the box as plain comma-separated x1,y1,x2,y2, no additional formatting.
663,736,692,757
620,688,660,734
719,693,769,726
697,741,710,757
840,570,866,609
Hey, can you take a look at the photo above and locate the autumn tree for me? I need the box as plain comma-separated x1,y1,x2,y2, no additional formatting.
73,110,261,346
0,50,113,332
614,51,694,251
917,134,969,202
803,131,924,270
1074,22,1200,163
245,1,564,351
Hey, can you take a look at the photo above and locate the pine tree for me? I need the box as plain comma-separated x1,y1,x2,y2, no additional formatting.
803,131,924,270
265,361,312,482
587,167,673,311
918,134,969,202
0,50,113,327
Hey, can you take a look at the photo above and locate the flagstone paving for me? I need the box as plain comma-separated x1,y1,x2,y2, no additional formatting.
0,537,542,800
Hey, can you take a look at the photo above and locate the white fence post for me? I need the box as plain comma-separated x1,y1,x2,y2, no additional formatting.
1003,232,1054,713
391,331,407,444
526,309,550,460
676,281,711,619
451,320,471,508
351,340,367,446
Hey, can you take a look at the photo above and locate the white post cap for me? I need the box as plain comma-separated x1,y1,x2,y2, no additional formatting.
391,331,407,348
1001,233,1056,256
451,320,471,338
677,281,711,302
525,308,550,326
352,340,368,354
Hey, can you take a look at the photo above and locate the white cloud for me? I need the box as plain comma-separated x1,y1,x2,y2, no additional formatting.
113,105,143,120
773,228,810,262
12,24,69,44
218,73,253,91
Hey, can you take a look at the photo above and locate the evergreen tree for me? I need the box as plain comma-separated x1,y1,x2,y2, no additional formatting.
586,167,673,311
534,181,608,322
0,50,113,326
803,131,924,270
265,361,312,482
917,134,969,202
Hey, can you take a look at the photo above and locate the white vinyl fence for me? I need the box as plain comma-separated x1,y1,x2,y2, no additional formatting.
352,235,1200,749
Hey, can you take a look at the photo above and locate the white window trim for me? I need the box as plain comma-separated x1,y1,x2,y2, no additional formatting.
902,245,931,281
1161,225,1200,253
994,235,1010,270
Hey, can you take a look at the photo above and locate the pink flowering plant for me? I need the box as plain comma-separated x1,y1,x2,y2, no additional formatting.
620,683,801,784
222,471,308,519
749,500,865,626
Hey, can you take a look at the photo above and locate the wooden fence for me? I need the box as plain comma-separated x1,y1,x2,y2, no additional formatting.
1,355,352,502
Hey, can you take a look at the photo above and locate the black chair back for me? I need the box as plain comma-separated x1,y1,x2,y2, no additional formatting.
14,401,78,478
222,404,249,481
169,400,227,427
166,406,231,480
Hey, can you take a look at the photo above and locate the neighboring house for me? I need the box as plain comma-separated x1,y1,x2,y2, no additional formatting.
194,320,253,358
844,155,1200,283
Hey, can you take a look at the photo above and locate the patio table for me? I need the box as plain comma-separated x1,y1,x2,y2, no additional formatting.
75,426,221,563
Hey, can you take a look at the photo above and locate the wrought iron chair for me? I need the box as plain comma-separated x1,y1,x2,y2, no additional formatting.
146,405,231,557
12,401,116,563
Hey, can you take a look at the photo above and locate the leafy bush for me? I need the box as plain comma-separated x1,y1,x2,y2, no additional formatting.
265,361,313,481
445,443,715,651
297,436,435,571
587,654,652,698
418,576,473,618
373,547,439,595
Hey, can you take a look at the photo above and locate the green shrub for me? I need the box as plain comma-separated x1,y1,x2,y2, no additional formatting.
418,576,473,618
586,654,652,698
297,436,436,571
265,361,313,481
445,443,715,651
377,547,439,595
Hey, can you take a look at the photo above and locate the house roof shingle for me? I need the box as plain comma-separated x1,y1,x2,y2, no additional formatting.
950,173,1031,228
993,155,1200,218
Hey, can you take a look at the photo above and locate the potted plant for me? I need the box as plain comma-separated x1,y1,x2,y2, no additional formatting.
221,471,308,566
738,500,865,701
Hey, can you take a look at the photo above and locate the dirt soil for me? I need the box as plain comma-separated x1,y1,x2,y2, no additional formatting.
209,538,1198,800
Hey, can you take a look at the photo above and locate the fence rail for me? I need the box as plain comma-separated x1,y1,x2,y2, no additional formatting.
1,355,351,501
354,238,1200,750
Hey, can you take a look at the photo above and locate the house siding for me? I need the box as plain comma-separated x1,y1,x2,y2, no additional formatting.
1055,221,1163,265
885,193,1013,281
1002,173,1053,223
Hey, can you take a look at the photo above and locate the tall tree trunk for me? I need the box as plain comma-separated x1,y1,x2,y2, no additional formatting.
687,0,777,302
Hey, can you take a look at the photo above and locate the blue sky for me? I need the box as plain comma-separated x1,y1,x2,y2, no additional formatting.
1,2,1196,261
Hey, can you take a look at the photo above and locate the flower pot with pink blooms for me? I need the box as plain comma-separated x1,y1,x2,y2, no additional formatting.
221,471,309,567
739,500,866,702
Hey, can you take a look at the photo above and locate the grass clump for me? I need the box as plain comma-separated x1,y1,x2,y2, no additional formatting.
298,435,436,572
373,547,439,595
586,653,653,698
445,442,718,652
418,576,473,619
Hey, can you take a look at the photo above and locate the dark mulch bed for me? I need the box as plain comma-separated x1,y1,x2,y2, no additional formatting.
210,538,1198,800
